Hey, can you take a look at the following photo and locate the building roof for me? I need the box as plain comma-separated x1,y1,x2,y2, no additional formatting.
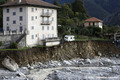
0,0,60,9
84,17,103,22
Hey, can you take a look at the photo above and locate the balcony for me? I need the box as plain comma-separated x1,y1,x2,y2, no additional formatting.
41,12,52,17
41,21,52,25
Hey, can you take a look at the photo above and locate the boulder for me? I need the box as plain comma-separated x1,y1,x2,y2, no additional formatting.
2,56,19,71
16,71,26,77
85,59,91,64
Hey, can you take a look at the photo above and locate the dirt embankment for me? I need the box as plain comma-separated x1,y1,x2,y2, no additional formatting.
0,41,120,66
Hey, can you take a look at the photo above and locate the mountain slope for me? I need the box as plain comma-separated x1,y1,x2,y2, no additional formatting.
94,0,120,14
103,11,120,26
83,0,110,20
44,0,74,5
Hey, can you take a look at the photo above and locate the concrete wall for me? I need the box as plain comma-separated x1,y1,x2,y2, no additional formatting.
0,34,26,48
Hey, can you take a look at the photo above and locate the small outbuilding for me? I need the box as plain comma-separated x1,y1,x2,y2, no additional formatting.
84,17,103,28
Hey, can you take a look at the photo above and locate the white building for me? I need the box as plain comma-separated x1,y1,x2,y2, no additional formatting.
1,0,60,47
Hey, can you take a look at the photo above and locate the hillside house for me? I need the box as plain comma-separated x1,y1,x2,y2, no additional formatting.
84,17,103,28
0,0,60,48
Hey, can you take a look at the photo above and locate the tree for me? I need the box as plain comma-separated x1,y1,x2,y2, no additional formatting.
72,0,87,14
62,4,74,18
53,0,61,7
10,42,18,49
0,0,9,28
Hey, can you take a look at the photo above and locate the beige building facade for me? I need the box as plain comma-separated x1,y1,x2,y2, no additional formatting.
84,17,103,28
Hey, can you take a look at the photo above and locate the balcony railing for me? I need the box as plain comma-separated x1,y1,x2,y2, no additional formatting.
41,21,52,25
41,12,52,17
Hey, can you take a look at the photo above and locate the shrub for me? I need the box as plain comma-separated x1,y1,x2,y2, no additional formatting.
10,42,18,49
0,41,2,46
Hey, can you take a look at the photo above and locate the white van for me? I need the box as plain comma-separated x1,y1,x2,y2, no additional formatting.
64,35,75,41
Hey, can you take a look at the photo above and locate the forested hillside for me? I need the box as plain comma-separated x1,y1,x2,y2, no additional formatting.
53,0,89,36
44,0,120,20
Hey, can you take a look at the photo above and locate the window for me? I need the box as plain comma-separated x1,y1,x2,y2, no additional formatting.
47,26,49,30
42,17,44,23
19,16,23,21
32,8,34,12
52,26,54,30
31,16,34,21
52,10,54,13
31,35,34,39
31,26,34,30
36,34,37,37
19,26,23,32
36,8,37,11
13,20,16,24
13,12,16,15
47,17,49,23
19,8,23,12
6,9,9,13
52,17,54,21
42,9,44,15
6,26,9,31
42,26,44,30
42,34,45,39
47,9,49,13
52,34,54,37
6,17,9,21
48,34,50,38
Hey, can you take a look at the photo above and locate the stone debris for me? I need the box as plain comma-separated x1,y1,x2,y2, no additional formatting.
2,56,19,72
63,60,72,66
85,59,91,64
0,57,120,80
16,71,26,77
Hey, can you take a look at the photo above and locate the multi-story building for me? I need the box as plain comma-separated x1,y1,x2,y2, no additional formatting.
84,17,103,28
1,0,60,47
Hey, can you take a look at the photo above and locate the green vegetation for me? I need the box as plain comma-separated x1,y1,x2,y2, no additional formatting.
0,41,2,46
54,0,120,40
54,0,88,37
9,42,18,49
0,47,30,51
103,26,120,34
75,37,110,41
0,0,9,28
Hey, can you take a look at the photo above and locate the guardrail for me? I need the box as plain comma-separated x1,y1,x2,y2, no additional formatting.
0,30,29,36
41,21,52,25
41,13,52,17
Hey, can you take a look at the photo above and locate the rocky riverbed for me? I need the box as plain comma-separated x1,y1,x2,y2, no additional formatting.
0,57,120,80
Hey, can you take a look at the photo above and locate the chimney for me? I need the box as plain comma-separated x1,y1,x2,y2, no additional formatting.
18,0,22,3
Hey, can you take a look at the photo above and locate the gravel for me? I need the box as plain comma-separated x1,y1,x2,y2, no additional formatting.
0,57,120,80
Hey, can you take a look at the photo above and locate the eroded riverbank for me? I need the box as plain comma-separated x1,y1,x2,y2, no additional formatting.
0,41,120,67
